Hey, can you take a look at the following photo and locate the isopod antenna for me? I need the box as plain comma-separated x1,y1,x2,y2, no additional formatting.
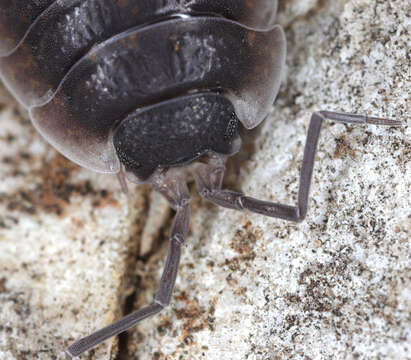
65,170,191,358
193,111,402,222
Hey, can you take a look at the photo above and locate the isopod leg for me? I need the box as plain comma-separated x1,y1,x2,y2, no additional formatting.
194,111,401,222
65,177,190,358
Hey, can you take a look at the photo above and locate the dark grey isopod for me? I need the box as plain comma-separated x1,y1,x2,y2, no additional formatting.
0,0,402,358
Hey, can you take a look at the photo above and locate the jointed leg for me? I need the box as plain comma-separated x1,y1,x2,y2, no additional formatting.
194,111,401,223
66,172,190,358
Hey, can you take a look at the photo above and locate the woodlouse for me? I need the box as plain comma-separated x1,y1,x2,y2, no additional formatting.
0,1,402,358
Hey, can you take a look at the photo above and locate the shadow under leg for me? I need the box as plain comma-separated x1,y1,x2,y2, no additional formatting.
194,111,401,223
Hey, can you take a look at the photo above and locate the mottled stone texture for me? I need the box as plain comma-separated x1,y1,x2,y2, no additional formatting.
0,105,148,360
0,1,410,360
123,1,410,359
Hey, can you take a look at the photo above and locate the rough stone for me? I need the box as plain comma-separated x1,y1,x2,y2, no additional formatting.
124,1,410,359
0,105,148,359
0,1,409,360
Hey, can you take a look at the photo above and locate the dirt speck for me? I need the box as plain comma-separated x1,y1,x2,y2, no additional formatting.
3,154,119,217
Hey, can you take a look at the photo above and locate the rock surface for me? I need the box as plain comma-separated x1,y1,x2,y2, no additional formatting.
0,1,410,360
0,104,148,360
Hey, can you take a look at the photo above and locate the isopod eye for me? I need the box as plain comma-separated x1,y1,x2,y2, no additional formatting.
29,17,284,173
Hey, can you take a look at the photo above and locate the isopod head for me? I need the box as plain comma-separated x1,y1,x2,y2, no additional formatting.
0,1,285,179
